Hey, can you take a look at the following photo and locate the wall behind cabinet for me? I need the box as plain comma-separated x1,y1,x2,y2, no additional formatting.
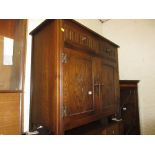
75,19,103,35
102,19,155,134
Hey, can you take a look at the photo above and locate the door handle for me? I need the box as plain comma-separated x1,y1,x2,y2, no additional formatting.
94,84,100,87
94,83,104,97
88,91,93,95
94,83,104,86
122,107,127,111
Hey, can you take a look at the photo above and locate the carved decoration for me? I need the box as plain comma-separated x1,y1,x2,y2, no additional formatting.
63,48,94,116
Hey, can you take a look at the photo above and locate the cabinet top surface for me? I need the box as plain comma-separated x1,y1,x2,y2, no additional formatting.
30,19,119,48
120,80,140,88
120,80,140,84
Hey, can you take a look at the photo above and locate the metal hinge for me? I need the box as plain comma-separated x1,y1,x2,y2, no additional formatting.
61,53,68,63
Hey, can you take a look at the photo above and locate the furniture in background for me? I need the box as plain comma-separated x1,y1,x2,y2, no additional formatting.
30,20,120,134
0,20,27,134
120,80,140,135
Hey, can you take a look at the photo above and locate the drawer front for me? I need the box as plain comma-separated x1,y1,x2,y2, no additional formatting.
63,20,117,60
99,40,117,60
64,21,99,53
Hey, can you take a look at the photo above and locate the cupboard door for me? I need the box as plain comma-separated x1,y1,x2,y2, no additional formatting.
93,58,116,115
63,48,94,119
120,84,140,135
101,60,115,113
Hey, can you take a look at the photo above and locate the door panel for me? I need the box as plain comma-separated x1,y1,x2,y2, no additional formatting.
93,58,116,114
63,48,94,117
120,87,140,135
101,62,115,112
93,57,101,112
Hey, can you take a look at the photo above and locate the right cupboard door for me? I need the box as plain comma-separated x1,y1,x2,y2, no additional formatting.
94,58,116,116
101,60,116,114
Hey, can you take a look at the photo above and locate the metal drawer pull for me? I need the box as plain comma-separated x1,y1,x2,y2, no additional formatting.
94,83,104,86
111,117,122,122
61,28,65,32
106,48,111,52
94,84,100,86
123,107,127,111
82,36,87,41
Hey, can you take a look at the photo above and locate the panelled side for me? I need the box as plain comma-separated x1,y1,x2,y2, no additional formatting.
30,20,62,134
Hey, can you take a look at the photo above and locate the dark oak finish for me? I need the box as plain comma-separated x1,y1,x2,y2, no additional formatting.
30,20,64,134
120,80,140,135
63,48,96,130
30,19,120,134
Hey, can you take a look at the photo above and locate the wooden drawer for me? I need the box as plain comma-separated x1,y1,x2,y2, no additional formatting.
64,20,99,53
98,39,117,60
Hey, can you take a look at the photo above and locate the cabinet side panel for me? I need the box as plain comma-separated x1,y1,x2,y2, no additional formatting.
30,21,59,133
115,49,120,118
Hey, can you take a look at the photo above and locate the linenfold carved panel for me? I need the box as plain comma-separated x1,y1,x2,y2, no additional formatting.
63,48,94,117
64,23,99,53
100,61,115,112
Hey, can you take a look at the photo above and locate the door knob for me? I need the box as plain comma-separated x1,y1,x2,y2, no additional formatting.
88,91,93,95
122,107,127,111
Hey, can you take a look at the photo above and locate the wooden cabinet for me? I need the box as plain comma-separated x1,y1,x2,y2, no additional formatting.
0,20,27,134
120,80,140,135
0,20,27,91
30,19,120,134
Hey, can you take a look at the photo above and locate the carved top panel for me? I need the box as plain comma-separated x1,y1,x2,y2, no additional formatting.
63,20,118,61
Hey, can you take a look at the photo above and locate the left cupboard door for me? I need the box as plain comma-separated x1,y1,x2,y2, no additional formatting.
63,48,95,130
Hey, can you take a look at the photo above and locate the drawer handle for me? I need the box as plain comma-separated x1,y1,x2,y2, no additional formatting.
82,36,87,41
122,107,127,111
94,83,104,87
111,117,122,122
61,28,65,32
106,48,111,52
